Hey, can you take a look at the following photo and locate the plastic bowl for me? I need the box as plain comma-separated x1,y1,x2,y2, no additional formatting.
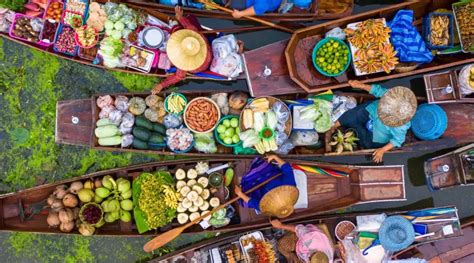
214,115,241,148
183,97,221,134
74,25,99,49
164,93,187,115
168,139,194,154
311,37,351,77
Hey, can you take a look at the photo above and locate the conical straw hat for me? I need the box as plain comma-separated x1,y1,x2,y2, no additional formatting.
378,86,417,127
259,185,299,218
166,29,208,71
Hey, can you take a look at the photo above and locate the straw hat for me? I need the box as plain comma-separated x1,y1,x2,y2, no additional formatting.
259,185,299,218
379,215,415,252
310,251,329,263
378,86,417,127
166,29,209,71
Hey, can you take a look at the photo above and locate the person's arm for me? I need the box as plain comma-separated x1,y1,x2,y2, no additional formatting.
270,219,297,233
372,142,394,163
266,154,286,167
151,70,186,95
175,5,199,31
235,185,250,203
232,6,256,18
348,80,388,98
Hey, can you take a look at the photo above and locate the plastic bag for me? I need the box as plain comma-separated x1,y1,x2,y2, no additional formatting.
290,131,319,146
210,53,243,78
272,101,289,123
114,95,129,112
325,27,346,40
266,111,278,130
239,129,259,148
275,131,288,146
459,64,474,95
194,133,217,153
212,35,239,58
275,139,295,155
163,113,183,129
121,134,133,147
108,109,123,126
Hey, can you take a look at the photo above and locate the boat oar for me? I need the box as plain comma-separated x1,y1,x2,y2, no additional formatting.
143,172,282,252
195,0,294,34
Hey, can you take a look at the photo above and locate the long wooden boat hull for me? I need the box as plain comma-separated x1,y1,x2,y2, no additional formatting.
424,69,474,104
123,0,354,22
150,206,462,262
424,143,474,191
55,91,474,158
0,158,405,236
0,0,245,81
244,0,474,96
392,220,474,262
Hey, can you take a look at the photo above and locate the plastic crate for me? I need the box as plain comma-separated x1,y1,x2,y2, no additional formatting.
9,13,44,45
53,24,78,56
422,12,454,50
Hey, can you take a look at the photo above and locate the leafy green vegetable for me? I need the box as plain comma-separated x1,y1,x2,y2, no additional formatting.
0,0,27,12
300,98,333,133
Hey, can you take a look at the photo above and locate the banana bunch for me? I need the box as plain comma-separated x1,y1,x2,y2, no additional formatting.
162,185,180,209
254,138,278,154
249,98,270,112
167,94,186,114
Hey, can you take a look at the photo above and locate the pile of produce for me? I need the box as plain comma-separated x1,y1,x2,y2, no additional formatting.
65,0,86,15
330,129,359,153
45,175,133,236
11,16,43,43
63,11,82,28
132,115,166,150
103,2,144,40
313,38,350,76
40,19,58,42
44,1,62,22
240,97,291,154
345,18,398,74
133,171,178,233
184,98,220,133
216,116,241,146
454,2,474,51
86,2,107,32
21,0,47,16
429,15,450,47
54,26,77,54
175,163,220,225
240,236,276,262
165,93,187,114
98,36,124,68
0,0,28,12
75,25,97,48
298,98,333,133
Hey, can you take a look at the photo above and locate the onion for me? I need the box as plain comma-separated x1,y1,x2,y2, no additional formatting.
62,194,78,208
51,199,64,211
47,195,58,206
47,211,60,227
60,221,75,232
94,178,102,188
78,223,95,236
58,208,74,223
69,181,83,194
53,185,68,199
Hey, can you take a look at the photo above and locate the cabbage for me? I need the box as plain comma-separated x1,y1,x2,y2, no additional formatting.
253,112,265,132
239,129,259,148
99,37,125,68
114,21,125,31
266,111,278,130
194,133,217,153
299,99,332,133
315,113,331,133
299,105,320,121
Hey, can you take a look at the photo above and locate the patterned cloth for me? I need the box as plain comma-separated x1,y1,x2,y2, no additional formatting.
277,233,305,263
295,224,334,263
388,10,433,64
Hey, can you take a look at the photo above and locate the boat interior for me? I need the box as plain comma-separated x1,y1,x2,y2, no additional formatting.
424,69,474,104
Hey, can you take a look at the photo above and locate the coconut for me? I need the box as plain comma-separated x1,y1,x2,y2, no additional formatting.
47,195,58,206
58,208,74,223
62,194,78,208
60,221,75,232
51,199,64,211
47,211,60,227
53,185,68,199
78,223,95,236
69,181,83,194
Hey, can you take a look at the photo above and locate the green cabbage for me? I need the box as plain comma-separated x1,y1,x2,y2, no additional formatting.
299,99,332,133
253,112,265,132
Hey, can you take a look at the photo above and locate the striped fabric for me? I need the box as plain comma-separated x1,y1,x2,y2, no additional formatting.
388,10,433,64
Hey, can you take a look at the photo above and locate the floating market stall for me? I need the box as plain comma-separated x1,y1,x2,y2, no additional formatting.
149,206,461,262
0,0,245,81
243,0,474,97
424,143,474,191
123,0,354,22
55,90,474,158
0,158,406,236
424,63,474,104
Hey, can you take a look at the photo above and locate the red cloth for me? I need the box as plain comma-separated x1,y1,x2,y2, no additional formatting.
160,15,213,89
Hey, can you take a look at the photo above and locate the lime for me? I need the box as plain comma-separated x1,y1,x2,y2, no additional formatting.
219,133,226,140
223,137,233,145
223,119,230,128
232,134,240,144
230,118,239,128
235,127,240,135
217,124,226,134
224,128,234,137
318,57,325,63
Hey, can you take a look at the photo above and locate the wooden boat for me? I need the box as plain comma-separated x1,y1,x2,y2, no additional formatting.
392,219,474,262
149,206,462,262
0,0,244,81
424,143,474,191
122,0,354,22
55,91,474,158
0,158,405,236
424,68,474,104
243,0,474,97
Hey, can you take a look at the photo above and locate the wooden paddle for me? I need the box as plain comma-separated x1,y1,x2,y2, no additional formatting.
195,0,295,34
143,172,282,252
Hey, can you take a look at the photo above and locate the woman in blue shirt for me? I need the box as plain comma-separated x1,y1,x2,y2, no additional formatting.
235,154,299,218
331,80,417,163
230,0,282,18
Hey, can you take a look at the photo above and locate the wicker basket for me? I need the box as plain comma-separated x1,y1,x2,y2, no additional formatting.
394,63,419,73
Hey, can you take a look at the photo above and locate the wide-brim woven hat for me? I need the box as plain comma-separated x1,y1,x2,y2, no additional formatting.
379,215,415,252
166,29,208,71
259,185,299,218
378,86,417,127
310,251,329,263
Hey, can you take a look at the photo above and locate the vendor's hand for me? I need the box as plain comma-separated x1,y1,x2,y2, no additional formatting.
348,80,371,92
175,6,183,20
151,83,163,95
232,9,244,18
372,147,386,163
270,218,283,229
265,154,279,163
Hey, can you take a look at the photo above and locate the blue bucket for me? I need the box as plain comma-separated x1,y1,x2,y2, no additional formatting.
411,104,448,141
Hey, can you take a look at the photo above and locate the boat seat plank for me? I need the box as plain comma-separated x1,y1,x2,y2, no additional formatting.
243,40,305,97
359,185,404,201
55,99,93,146
439,105,474,145
357,167,403,184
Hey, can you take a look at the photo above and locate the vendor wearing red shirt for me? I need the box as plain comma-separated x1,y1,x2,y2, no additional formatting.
152,6,212,94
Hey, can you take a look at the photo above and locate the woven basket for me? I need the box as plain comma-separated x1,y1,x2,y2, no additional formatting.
394,63,419,73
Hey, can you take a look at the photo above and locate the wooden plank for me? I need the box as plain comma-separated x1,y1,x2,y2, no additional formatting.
55,99,93,146
359,185,404,201
358,167,403,183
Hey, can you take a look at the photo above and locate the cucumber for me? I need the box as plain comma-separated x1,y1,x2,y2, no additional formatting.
98,135,122,146
148,142,166,150
135,116,153,130
152,123,166,135
148,133,164,144
97,118,116,127
133,126,151,141
95,125,120,138
132,138,148,149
